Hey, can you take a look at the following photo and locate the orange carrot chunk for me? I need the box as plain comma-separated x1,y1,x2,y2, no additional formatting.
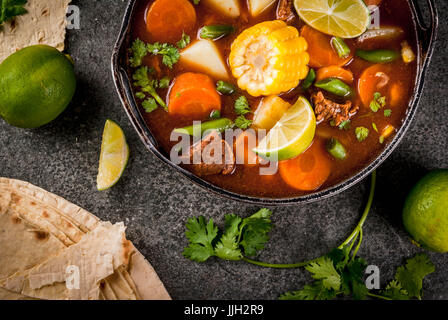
146,0,197,44
279,139,332,191
169,73,221,120
316,66,354,84
301,25,352,68
357,64,392,107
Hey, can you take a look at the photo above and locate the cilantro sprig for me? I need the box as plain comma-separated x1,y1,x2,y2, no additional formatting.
132,66,168,112
234,96,253,129
0,0,28,27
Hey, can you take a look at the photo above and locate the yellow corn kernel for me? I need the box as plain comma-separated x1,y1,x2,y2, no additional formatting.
401,41,415,64
380,125,395,144
229,20,309,97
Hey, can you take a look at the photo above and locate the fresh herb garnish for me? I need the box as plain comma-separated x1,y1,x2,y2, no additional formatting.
176,32,191,49
234,115,253,130
372,122,378,133
233,96,252,129
0,0,28,27
370,92,386,113
142,98,158,113
191,0,200,4
355,126,369,142
384,109,392,117
147,42,180,69
133,66,167,112
338,119,351,130
129,38,148,68
158,76,171,89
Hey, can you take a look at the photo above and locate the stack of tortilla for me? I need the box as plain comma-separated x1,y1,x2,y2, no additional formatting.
0,178,171,300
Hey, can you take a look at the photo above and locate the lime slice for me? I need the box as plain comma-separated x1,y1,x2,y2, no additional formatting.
97,120,129,191
253,96,316,161
294,0,370,38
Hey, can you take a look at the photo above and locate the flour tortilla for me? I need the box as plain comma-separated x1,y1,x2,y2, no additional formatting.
0,0,71,63
0,178,170,300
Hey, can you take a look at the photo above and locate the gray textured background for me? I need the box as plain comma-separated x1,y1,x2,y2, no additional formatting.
0,0,447,300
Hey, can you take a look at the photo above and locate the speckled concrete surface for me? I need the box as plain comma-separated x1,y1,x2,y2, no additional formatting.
0,0,447,300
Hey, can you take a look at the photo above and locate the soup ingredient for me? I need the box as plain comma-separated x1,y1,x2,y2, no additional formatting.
129,39,148,67
234,96,253,129
173,118,233,137
254,96,316,161
331,37,351,59
183,208,273,262
369,92,386,112
248,0,277,17
357,26,404,43
147,42,180,69
216,80,236,95
229,20,309,97
312,91,358,127
253,95,291,130
277,0,295,21
358,64,391,107
403,170,448,253
133,66,167,111
279,139,331,191
384,109,392,117
301,25,352,68
355,126,369,142
315,78,354,97
401,41,415,64
180,39,228,79
182,131,235,176
379,124,395,143
200,25,234,40
316,66,354,84
204,0,240,18
294,0,370,38
356,49,400,63
97,120,129,191
326,138,347,160
177,32,191,49
146,0,197,43
0,45,76,128
302,68,316,90
0,0,27,26
168,72,221,119
209,110,221,119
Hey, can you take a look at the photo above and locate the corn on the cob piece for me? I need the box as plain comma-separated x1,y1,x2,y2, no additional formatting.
229,20,309,97
401,41,415,64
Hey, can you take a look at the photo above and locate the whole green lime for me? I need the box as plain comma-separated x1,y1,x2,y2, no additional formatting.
403,169,448,253
0,45,76,128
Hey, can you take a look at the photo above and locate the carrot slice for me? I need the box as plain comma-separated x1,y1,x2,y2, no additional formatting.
363,0,383,6
169,73,221,119
357,64,392,107
301,25,352,68
316,66,354,84
146,0,197,43
279,139,332,191
389,82,403,107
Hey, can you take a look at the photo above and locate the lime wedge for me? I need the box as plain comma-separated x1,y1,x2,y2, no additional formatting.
294,0,370,38
253,96,316,161
97,120,129,191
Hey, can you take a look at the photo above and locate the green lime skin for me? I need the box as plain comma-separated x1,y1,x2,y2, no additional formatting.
0,45,76,128
403,170,448,253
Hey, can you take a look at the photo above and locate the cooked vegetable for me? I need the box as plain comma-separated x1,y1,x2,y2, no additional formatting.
357,26,404,43
355,126,369,142
357,64,391,107
316,66,354,84
173,118,233,137
301,25,352,68
389,82,403,107
248,0,277,17
253,95,291,130
326,138,347,160
279,139,331,191
133,67,167,111
0,0,28,26
302,68,316,90
216,80,236,95
204,0,240,18
168,72,221,118
356,49,400,63
146,0,197,43
209,110,221,119
229,20,309,97
401,41,415,64
379,125,395,144
315,78,354,97
180,39,229,79
200,25,234,40
331,37,351,59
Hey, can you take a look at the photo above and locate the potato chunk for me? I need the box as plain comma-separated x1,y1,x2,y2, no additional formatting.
253,95,290,130
248,0,277,17
204,0,240,18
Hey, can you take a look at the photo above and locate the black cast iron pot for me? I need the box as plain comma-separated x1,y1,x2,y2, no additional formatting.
111,0,438,205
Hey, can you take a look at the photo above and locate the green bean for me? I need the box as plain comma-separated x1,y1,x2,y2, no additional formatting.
315,78,354,97
173,118,233,137
302,68,316,90
200,25,234,40
356,49,399,63
331,37,351,58
209,110,221,119
216,80,236,95
326,138,347,160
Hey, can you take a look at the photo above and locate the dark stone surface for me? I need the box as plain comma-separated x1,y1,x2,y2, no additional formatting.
0,0,447,300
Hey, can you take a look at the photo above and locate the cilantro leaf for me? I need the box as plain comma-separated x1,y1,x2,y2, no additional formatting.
384,109,392,117
305,257,341,291
341,258,368,300
279,282,337,300
355,126,369,142
142,98,158,113
158,76,171,89
133,66,167,110
147,42,180,69
381,280,410,300
183,216,218,262
215,214,243,260
235,115,252,130
176,32,191,49
234,96,251,115
129,38,148,68
0,0,27,26
191,0,201,4
394,254,435,299
239,209,272,257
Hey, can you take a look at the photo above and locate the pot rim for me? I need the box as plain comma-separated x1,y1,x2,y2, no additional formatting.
111,0,439,206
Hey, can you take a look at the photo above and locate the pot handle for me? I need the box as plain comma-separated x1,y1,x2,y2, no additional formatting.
412,0,438,61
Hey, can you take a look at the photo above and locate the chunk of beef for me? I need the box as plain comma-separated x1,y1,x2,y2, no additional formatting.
312,91,359,126
277,0,295,21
